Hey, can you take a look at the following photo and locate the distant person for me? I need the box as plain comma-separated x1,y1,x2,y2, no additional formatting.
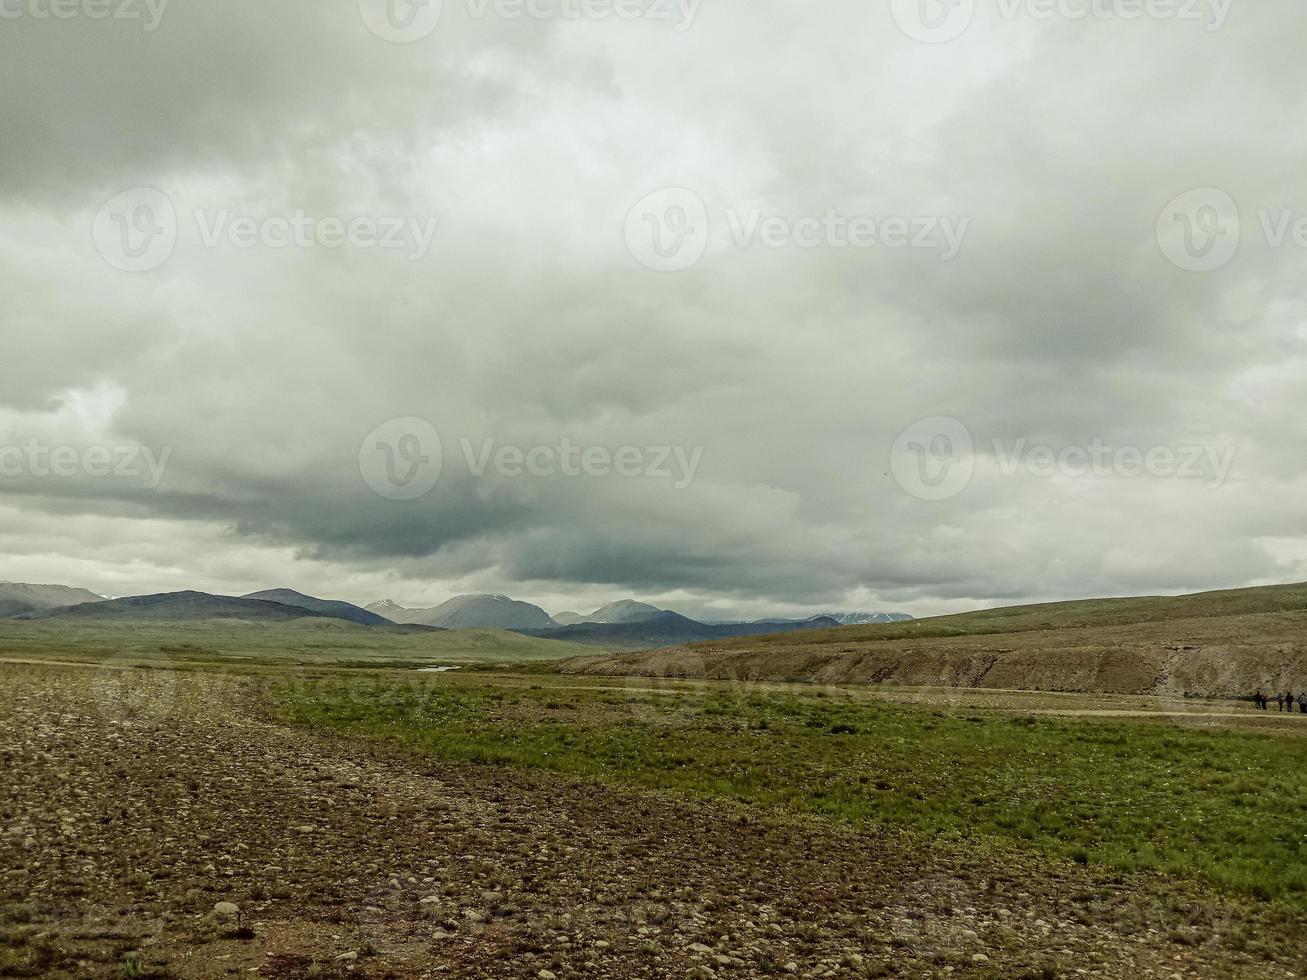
1276,692,1285,711
1300,693,1307,714
1253,691,1264,710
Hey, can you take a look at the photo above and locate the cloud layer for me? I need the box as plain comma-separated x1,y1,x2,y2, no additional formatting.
2,0,1305,617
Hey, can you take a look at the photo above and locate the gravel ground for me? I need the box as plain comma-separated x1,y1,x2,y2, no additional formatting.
0,662,1299,979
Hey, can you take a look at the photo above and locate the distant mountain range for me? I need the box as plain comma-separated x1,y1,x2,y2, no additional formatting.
0,582,105,618
0,581,912,651
366,594,556,630
737,612,915,626
822,612,915,625
583,600,665,624
245,589,392,627
550,600,662,627
6,588,439,632
520,611,845,650
21,590,348,624
370,595,911,639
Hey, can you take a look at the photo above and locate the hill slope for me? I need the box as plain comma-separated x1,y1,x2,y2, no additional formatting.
373,594,557,630
526,611,842,650
560,583,1307,697
365,599,418,622
0,582,105,617
244,589,393,627
28,591,342,624
583,600,664,624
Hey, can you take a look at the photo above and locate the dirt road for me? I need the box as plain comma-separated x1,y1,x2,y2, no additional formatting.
0,663,1295,978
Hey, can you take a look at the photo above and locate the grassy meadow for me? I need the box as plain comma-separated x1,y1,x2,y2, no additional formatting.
0,618,600,667
275,674,1307,910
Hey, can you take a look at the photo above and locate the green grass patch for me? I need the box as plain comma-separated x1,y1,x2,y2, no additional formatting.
0,620,600,666
272,679,1307,906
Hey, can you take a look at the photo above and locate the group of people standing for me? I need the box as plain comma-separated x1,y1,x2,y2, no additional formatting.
1253,690,1307,711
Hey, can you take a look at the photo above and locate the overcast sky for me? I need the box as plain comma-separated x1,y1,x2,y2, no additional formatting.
1,0,1304,620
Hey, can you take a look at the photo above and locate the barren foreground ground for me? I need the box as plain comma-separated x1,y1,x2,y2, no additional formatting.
1,662,1303,979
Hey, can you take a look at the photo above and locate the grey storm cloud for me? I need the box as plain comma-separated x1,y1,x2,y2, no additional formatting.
2,0,1307,617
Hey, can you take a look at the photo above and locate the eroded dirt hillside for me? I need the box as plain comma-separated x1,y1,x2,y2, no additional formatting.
562,611,1307,697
